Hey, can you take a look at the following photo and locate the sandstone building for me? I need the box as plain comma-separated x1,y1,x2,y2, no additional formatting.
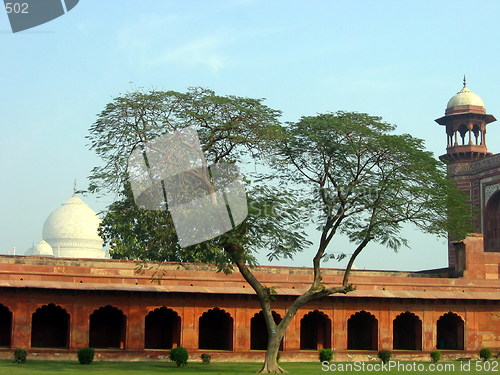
0,83,498,361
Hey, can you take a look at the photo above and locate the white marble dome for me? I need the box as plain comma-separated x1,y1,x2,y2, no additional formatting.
26,240,54,256
446,86,485,109
42,195,106,258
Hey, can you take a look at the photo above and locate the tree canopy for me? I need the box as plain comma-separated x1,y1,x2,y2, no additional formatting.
274,112,471,284
87,87,283,195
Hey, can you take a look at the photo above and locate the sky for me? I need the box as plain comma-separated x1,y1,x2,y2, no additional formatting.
1,0,499,271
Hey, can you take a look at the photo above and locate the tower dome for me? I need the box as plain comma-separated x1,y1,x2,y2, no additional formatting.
444,78,487,116
446,86,485,110
42,195,106,258
436,79,496,163
26,240,54,256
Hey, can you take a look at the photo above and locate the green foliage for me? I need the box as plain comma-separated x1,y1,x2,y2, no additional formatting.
201,353,212,364
99,180,311,273
430,350,441,363
378,350,392,364
319,348,334,362
99,183,227,264
169,347,188,367
480,348,492,361
90,88,310,269
77,347,95,364
278,112,471,259
87,87,283,195
13,349,27,364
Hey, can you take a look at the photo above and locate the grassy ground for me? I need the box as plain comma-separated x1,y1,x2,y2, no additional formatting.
0,360,498,374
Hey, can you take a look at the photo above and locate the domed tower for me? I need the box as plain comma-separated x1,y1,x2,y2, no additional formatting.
42,195,106,258
435,78,496,163
436,80,500,277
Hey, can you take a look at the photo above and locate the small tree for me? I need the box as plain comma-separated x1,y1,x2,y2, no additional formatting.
77,347,95,364
378,350,391,364
169,347,188,367
479,348,492,361
430,350,441,363
201,353,212,364
13,349,27,364
319,348,334,362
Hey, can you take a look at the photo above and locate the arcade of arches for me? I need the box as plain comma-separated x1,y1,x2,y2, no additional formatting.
0,302,470,354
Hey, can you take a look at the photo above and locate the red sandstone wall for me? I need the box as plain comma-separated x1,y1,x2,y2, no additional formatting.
478,309,500,350
0,255,498,294
459,235,500,279
447,154,500,220
0,279,498,361
0,255,498,361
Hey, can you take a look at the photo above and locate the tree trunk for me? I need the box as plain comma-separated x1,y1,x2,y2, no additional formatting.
258,330,287,373
224,241,351,373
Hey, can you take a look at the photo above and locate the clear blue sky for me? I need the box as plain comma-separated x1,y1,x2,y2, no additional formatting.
1,0,499,271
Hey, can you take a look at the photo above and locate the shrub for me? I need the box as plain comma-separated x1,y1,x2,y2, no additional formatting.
378,350,392,364
319,348,334,362
479,348,492,361
77,347,95,364
13,349,27,364
430,350,441,363
169,347,188,367
201,353,211,364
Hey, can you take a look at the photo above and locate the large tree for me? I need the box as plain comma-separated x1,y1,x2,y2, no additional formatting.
88,90,470,373
223,112,471,372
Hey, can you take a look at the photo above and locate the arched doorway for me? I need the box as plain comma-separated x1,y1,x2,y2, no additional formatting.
0,304,12,347
145,307,181,349
485,190,500,252
89,305,126,349
437,312,464,350
250,311,283,350
198,308,233,350
31,304,69,348
393,312,422,350
348,310,378,350
300,310,332,350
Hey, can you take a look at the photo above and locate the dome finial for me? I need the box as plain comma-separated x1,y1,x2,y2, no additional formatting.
463,75,467,88
73,178,77,195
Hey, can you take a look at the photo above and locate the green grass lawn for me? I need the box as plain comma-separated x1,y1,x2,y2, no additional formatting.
0,360,498,374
